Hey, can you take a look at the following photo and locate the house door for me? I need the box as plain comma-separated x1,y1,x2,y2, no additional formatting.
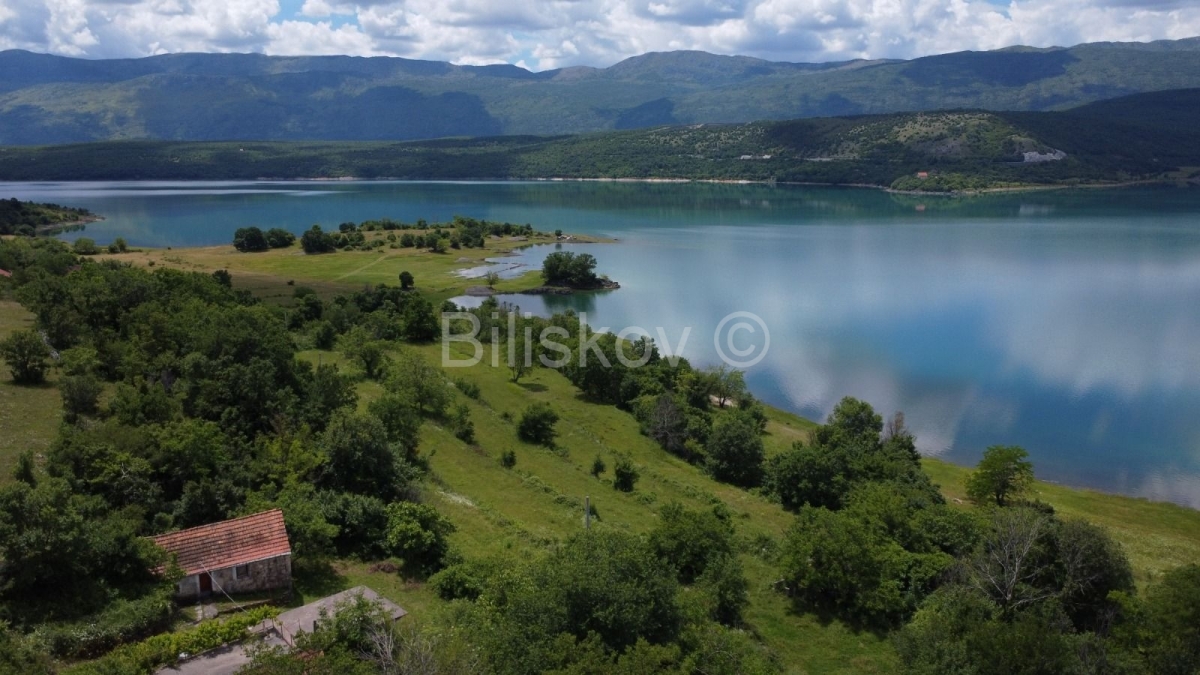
198,572,212,595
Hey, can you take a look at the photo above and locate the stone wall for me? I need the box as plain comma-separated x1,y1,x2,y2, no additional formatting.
174,554,292,600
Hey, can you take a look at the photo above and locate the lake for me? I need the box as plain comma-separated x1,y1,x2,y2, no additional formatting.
5,179,1200,507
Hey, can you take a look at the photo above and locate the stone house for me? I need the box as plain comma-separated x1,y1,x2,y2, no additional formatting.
152,509,292,601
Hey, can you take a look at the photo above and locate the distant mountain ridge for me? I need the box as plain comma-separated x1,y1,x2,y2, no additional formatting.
2,37,1200,144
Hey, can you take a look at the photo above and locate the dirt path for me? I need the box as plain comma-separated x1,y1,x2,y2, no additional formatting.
333,252,391,281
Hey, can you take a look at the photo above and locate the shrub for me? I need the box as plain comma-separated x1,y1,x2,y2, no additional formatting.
500,449,517,468
452,403,475,443
62,606,276,674
33,588,176,660
300,225,336,254
72,238,98,255
0,329,51,385
517,402,558,446
265,228,296,248
232,226,269,252
454,377,481,399
613,457,639,492
429,559,493,601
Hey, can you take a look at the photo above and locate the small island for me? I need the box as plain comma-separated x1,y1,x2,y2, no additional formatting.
523,250,620,295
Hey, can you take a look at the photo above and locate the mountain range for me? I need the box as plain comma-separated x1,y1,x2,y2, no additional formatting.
2,37,1200,145
4,88,1198,190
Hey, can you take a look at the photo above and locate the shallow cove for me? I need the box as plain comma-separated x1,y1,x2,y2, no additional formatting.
6,179,1200,507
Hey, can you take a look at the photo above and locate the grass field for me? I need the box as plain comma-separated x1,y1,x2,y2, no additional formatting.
107,229,606,305
0,299,62,480
3,240,1200,673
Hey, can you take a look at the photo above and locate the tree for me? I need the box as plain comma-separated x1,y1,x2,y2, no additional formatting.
301,225,336,254
706,365,747,408
60,374,102,423
478,531,681,672
967,445,1035,507
698,553,749,625
72,237,98,255
764,441,850,511
399,271,414,290
964,507,1055,616
387,350,450,417
233,226,270,252
484,271,500,288
648,503,734,583
0,329,51,385
265,228,296,248
451,403,475,443
1141,564,1200,675
613,457,639,492
301,364,358,432
517,402,558,446
384,501,456,574
507,332,532,382
541,251,599,288
318,411,407,500
779,505,905,625
339,326,389,380
705,411,764,487
645,394,690,458
367,392,422,460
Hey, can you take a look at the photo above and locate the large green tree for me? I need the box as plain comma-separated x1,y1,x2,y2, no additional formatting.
0,329,50,385
704,410,764,487
966,445,1034,507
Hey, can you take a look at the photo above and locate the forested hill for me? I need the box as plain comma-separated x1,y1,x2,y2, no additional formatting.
2,37,1200,144
0,198,95,236
3,89,1199,191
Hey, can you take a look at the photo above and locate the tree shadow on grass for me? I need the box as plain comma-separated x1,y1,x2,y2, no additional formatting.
516,382,547,393
290,558,350,606
786,597,893,640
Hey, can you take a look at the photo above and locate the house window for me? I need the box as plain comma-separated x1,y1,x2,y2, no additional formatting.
233,564,250,579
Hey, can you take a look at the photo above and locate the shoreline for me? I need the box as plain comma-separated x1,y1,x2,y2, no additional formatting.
18,175,1198,197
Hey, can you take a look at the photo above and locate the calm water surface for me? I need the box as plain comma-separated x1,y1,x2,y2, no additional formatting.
6,180,1200,507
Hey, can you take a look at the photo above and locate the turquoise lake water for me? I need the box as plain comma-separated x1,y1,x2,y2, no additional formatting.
5,179,1200,507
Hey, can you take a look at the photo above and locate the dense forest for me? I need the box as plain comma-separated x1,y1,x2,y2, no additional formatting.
3,89,1199,191
0,219,1198,673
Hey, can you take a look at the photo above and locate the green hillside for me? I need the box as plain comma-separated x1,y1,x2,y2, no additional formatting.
4,88,1200,190
2,38,1200,143
3,231,1200,673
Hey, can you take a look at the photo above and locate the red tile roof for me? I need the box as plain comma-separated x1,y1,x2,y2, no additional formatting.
152,509,291,576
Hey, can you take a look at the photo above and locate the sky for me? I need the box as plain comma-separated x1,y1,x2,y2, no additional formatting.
0,0,1197,71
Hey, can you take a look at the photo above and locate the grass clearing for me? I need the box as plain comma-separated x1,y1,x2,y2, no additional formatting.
0,299,62,481
108,229,608,305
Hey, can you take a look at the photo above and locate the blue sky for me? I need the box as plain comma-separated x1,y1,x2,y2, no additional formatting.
0,0,1196,69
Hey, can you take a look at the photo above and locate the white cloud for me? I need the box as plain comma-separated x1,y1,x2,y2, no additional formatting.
1,0,1199,68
